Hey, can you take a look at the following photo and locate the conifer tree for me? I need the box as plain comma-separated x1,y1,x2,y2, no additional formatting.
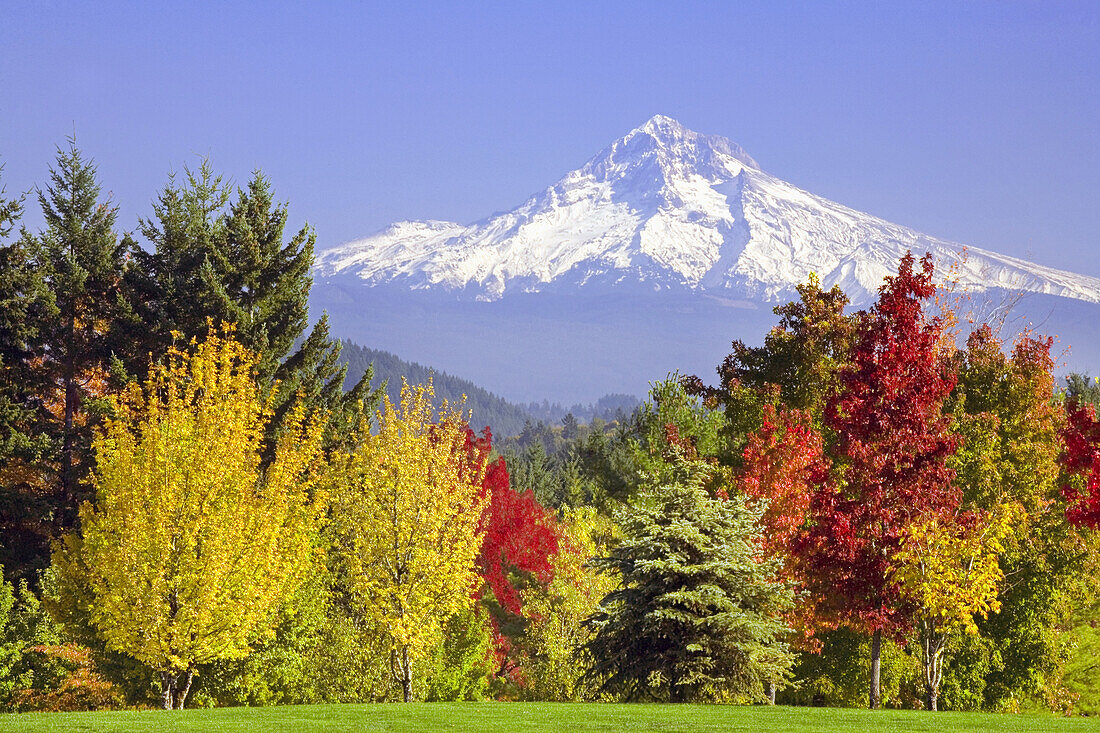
129,165,377,457
35,143,131,523
584,473,794,702
0,145,130,579
0,167,59,581
124,161,231,368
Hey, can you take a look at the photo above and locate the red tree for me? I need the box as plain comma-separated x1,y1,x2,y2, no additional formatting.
463,428,562,681
737,404,827,666
792,252,960,709
1060,401,1100,529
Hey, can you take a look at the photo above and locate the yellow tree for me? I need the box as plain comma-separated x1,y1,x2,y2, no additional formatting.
329,380,487,702
51,331,326,709
518,506,619,701
890,502,1022,711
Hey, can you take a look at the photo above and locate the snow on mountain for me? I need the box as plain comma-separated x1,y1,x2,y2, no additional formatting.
316,115,1100,305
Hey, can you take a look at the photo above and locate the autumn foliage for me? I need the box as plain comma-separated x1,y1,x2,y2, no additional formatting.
795,254,960,636
737,404,823,556
52,330,326,709
10,645,124,712
7,140,1100,714
463,427,562,680
1060,401,1100,529
329,381,489,702
465,428,560,618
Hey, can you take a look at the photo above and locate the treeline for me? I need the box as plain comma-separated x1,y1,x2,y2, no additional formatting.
0,147,372,587
521,394,640,426
3,145,1100,714
491,260,1100,713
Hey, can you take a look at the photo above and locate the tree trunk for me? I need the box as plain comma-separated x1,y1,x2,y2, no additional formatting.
920,619,946,712
869,627,882,710
400,646,413,702
159,671,177,710
767,681,776,705
61,308,76,525
176,670,194,710
668,672,685,703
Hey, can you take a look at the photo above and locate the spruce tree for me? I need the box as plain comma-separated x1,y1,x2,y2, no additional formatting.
124,160,231,369
0,166,58,581
130,165,377,456
36,143,131,524
584,475,794,702
0,164,37,460
0,145,130,579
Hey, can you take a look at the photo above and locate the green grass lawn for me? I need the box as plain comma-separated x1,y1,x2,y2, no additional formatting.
0,703,1097,733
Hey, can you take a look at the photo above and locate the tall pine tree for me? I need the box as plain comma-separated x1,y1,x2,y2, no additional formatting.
0,165,58,582
124,160,231,368
0,144,130,580
37,143,132,522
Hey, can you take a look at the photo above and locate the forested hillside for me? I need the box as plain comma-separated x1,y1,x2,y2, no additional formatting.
338,340,641,438
338,340,533,437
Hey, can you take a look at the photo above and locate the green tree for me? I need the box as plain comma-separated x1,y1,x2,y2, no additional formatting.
508,442,557,508
0,567,69,711
1064,373,1100,410
684,273,854,436
36,143,131,518
950,328,1075,709
420,606,494,702
584,476,794,702
627,376,727,489
779,627,919,708
0,145,130,582
0,165,59,582
520,507,619,701
124,161,231,370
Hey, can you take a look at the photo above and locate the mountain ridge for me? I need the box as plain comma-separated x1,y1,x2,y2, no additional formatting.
309,116,1100,404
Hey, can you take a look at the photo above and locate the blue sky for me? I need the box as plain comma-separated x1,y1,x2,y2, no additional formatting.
2,1,1097,272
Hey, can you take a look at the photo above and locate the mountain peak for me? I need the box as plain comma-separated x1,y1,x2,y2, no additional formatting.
614,115,760,173
638,113,685,136
580,116,759,189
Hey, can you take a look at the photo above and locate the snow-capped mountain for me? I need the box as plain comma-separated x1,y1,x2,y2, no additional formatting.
312,116,1100,406
317,115,1100,305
